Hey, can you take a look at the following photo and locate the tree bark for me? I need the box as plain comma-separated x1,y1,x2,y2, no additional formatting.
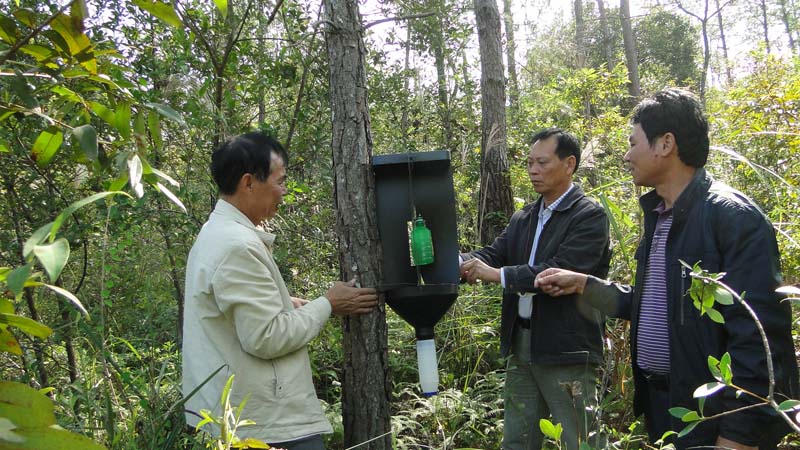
620,0,641,103
596,0,615,71
502,0,519,115
758,0,771,53
715,0,732,84
474,0,513,245
778,0,797,53
323,1,391,448
574,0,586,68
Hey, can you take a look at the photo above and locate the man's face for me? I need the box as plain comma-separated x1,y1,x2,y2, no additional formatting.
625,124,662,187
527,136,574,201
249,154,287,224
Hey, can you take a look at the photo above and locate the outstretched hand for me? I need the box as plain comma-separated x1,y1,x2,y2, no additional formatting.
460,258,501,284
534,268,588,296
326,278,378,316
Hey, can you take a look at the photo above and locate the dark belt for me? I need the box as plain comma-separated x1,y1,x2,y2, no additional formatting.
517,317,531,329
641,369,670,390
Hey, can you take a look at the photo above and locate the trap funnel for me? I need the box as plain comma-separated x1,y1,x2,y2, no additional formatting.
373,151,460,396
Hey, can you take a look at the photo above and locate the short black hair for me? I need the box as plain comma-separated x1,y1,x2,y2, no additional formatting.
632,88,709,168
530,127,581,170
210,131,288,195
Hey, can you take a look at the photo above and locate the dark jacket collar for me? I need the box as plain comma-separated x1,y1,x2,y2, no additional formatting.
531,183,586,213
639,168,713,220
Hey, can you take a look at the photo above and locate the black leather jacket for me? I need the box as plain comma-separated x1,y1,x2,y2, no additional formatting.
463,185,611,366
585,169,799,448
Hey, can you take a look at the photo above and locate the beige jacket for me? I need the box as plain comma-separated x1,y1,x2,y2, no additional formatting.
182,199,333,442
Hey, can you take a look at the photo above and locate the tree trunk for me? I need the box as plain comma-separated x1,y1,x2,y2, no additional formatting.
758,0,771,53
574,0,586,68
474,0,513,245
778,0,797,53
502,0,519,115
401,24,412,146
432,28,453,152
596,0,615,71
323,1,392,449
715,0,732,84
620,0,641,103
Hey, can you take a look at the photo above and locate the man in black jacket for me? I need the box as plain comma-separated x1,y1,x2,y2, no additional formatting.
460,128,611,450
535,89,799,450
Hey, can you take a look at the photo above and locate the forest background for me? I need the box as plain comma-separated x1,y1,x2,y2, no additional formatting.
1,0,799,449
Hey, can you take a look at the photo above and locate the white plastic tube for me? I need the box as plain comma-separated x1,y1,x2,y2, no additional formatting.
416,339,439,397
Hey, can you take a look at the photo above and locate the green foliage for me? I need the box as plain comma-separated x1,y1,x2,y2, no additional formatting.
0,381,106,450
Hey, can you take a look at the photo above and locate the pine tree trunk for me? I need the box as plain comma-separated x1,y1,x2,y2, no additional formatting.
758,0,771,53
323,0,391,448
620,0,641,103
574,0,586,68
715,0,732,84
474,0,513,245
778,0,797,53
503,0,519,115
596,0,615,71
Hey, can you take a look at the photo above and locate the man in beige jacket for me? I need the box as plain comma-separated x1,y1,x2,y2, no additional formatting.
182,131,377,450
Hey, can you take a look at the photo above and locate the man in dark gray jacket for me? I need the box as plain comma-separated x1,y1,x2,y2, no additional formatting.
460,128,611,450
535,89,798,450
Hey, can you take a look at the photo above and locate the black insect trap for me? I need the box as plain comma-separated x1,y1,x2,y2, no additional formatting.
372,151,459,397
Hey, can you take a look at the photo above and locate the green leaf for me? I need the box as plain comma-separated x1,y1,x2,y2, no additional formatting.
10,71,38,109
32,238,70,282
129,155,144,198
133,112,146,150
108,174,129,192
0,142,9,153
714,286,734,305
720,352,733,384
157,182,186,213
0,313,52,339
50,191,128,240
31,127,64,167
19,44,54,62
50,85,84,104
23,222,54,259
10,426,107,450
89,101,115,125
13,9,38,28
147,110,162,150
213,0,228,18
707,355,722,381
668,407,693,418
776,285,800,296
145,102,185,126
680,411,701,423
42,284,88,318
539,418,561,440
677,420,699,438
133,0,182,28
5,265,31,297
706,308,725,324
115,102,131,140
0,381,56,430
49,13,96,74
72,125,97,161
0,14,18,45
151,168,179,187
778,399,800,411
693,382,726,398
0,327,22,355
0,417,24,443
